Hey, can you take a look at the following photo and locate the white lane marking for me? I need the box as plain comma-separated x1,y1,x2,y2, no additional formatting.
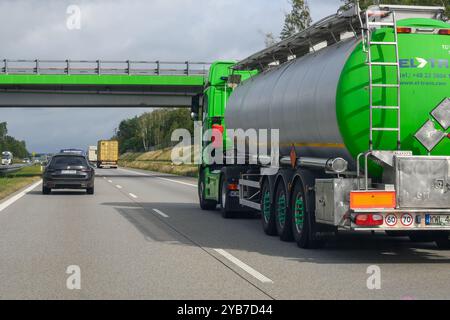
158,177,197,188
108,180,112,183
116,185,123,189
129,193,138,199
0,180,42,213
214,249,273,284
153,208,169,218
117,167,196,188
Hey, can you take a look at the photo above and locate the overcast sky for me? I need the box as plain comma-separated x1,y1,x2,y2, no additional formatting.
0,0,341,153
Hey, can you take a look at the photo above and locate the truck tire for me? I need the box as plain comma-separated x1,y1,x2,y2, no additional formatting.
409,232,437,243
42,186,51,195
274,181,293,242
198,171,217,211
291,180,324,249
436,234,450,250
261,180,277,236
220,175,235,219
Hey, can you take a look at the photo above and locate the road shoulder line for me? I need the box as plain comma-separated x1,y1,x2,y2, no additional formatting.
0,180,42,213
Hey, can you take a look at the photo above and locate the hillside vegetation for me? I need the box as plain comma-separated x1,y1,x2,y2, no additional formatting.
119,147,198,177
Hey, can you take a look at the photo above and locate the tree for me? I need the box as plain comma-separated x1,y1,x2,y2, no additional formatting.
0,122,29,158
113,108,194,154
264,32,277,48
280,0,312,40
0,122,6,140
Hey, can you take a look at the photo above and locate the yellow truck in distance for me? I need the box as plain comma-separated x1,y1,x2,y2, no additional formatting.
97,140,119,169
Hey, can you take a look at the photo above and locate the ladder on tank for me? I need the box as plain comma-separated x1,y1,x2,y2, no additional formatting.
364,9,402,151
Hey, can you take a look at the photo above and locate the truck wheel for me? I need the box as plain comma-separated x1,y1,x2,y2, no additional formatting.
220,175,235,219
42,186,51,195
198,171,217,211
409,232,437,243
291,181,323,249
435,232,450,250
261,180,277,236
274,182,293,242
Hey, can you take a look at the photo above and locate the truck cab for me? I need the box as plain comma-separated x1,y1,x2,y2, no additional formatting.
1,151,13,166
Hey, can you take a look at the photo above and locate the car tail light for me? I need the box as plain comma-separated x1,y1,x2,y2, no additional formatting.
350,191,396,210
397,27,412,34
438,29,450,35
355,214,384,226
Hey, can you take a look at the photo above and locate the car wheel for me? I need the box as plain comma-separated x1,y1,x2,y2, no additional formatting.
87,187,94,195
42,186,51,195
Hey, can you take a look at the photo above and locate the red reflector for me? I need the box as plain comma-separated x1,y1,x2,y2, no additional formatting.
228,183,239,191
212,124,224,134
211,124,224,148
439,29,450,35
397,27,412,34
355,214,384,227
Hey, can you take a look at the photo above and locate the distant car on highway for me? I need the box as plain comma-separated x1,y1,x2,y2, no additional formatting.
1,151,13,165
42,153,95,195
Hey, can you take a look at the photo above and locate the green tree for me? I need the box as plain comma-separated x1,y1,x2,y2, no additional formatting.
0,122,7,140
0,122,30,159
114,108,194,154
280,0,312,40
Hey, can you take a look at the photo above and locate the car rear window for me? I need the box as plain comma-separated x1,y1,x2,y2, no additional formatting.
50,156,88,168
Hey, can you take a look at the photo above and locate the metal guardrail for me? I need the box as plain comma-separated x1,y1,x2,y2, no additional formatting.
0,163,32,175
0,59,211,76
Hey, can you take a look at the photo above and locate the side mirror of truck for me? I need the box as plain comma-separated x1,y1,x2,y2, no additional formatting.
191,94,201,120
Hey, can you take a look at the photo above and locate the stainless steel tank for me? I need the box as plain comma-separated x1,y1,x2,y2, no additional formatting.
225,38,359,164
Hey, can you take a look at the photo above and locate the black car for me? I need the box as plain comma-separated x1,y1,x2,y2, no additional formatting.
43,153,95,195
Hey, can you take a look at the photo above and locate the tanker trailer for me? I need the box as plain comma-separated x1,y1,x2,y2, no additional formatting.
197,4,450,249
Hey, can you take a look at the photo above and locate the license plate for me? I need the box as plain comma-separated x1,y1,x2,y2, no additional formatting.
61,170,77,175
425,215,450,226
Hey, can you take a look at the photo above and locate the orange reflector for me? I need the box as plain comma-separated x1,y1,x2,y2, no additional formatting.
350,191,396,210
397,27,412,34
438,29,450,35
228,183,239,191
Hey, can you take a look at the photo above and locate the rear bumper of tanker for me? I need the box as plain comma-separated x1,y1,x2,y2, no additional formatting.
322,154,450,233
348,210,450,232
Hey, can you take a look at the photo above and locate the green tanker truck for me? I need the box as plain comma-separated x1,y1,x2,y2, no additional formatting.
195,4,450,249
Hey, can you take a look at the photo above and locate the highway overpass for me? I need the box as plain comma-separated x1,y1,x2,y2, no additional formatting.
0,60,209,108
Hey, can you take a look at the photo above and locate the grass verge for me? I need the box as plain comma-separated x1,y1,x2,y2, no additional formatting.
0,165,42,201
119,147,198,177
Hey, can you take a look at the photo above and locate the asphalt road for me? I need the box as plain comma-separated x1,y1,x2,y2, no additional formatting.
0,167,449,300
